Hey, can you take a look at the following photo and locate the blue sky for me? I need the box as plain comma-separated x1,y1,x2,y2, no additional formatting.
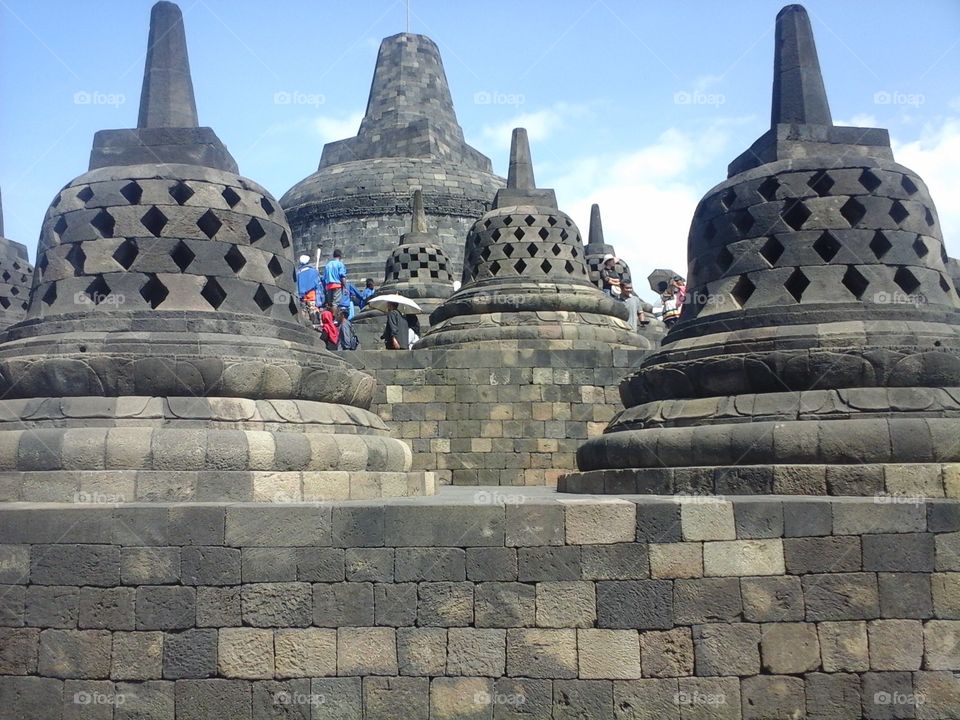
2,0,958,301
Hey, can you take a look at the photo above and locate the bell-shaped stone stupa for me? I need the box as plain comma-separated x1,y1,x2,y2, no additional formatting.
584,203,632,287
563,4,960,496
0,1,428,502
0,189,33,329
418,129,649,350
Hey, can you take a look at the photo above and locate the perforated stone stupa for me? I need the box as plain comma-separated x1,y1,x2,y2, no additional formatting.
584,203,632,287
280,33,504,282
0,189,33,329
417,128,648,350
563,4,960,496
0,0,427,502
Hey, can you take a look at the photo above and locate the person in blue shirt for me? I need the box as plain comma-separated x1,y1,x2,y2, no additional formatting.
338,293,356,322
321,249,348,306
349,278,377,309
295,254,319,322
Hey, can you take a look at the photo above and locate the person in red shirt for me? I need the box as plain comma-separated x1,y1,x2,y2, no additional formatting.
318,302,339,350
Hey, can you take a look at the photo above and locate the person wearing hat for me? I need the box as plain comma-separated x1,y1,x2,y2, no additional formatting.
296,253,320,323
600,254,622,298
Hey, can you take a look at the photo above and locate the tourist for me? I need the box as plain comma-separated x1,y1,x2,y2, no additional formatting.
600,254,622,298
337,306,358,350
338,294,356,322
318,301,340,351
321,248,348,306
661,286,681,328
670,275,687,311
296,254,319,322
406,313,421,348
381,301,410,350
622,282,642,333
349,278,377,309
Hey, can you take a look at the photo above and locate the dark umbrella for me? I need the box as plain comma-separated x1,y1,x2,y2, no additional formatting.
647,269,681,294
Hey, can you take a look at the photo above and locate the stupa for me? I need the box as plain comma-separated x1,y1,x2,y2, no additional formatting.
418,128,649,350
0,189,33,329
0,0,427,502
563,4,960,495
583,203,632,287
280,33,504,282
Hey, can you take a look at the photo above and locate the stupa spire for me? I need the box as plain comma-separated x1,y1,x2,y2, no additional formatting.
588,203,603,245
137,1,199,128
507,128,536,190
771,4,832,126
411,189,427,234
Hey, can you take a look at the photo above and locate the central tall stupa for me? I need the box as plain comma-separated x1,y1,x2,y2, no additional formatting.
281,33,504,282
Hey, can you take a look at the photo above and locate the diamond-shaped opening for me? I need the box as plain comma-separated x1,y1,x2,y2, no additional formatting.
759,237,784,266
52,193,62,208
512,228,524,241
169,181,195,205
279,231,290,249
197,210,222,239
9,287,17,296
894,267,921,296
869,231,892,259
571,247,578,258
912,236,929,258
813,231,841,262
502,215,513,226
703,220,717,241
526,243,539,257
77,186,94,204
901,175,919,195
38,254,49,276
859,169,882,193
538,228,549,241
267,256,284,278
120,181,143,205
807,170,835,197
547,216,558,226
551,244,562,256
200,277,227,309
170,240,196,272
491,229,501,241
514,259,528,274
781,199,811,231
839,198,866,227
0,297,9,310
112,238,139,270
524,215,536,226
565,218,573,227
84,275,111,306
560,229,569,241
65,243,86,276
224,245,247,273
941,245,949,265
717,246,734,272
483,219,492,229
54,216,68,239
731,274,756,308
889,200,909,225
90,209,116,238
260,197,275,215
540,259,552,274
757,177,780,202
42,282,57,306
564,260,575,273
925,207,935,227
480,246,492,261
489,261,501,276
1,271,9,282
733,210,755,236
720,188,737,210
503,244,515,258
253,284,273,311
842,266,869,300
288,297,298,315
141,206,168,237
246,218,266,244
139,274,169,309
784,268,810,302
940,274,951,293
222,187,242,207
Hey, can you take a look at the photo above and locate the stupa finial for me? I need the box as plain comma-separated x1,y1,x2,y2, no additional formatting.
507,128,536,190
137,1,199,128
771,4,832,126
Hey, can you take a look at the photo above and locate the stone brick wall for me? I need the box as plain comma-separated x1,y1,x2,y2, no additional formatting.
1,491,958,719
352,347,650,486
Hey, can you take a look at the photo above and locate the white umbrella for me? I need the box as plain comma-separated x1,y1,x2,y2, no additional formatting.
365,294,422,314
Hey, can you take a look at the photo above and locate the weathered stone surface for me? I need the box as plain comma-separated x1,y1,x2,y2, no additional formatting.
639,628,693,678
446,628,506,677
867,619,923,671
760,622,820,674
578,629,641,679
241,582,312,627
741,674,805,720
337,627,398,675
475,582,535,628
398,627,447,676
674,578,741,624
218,627,273,679
535,582,595,628
39,629,112,679
597,580,673,629
818,621,869,672
274,628,337,678
694,623,761,676
162,628,216,679
506,629,577,678
136,587,195,630
111,631,163,681
740,576,804,621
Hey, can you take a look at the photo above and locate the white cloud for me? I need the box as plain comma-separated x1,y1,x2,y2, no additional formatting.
313,111,364,144
835,113,878,127
477,102,588,151
893,116,960,255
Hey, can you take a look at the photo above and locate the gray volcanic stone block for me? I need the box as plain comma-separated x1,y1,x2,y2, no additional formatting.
674,578,742,624
506,629,576,679
0,627,39,674
332,506,385,548
374,583,417,626
505,504,565,546
596,580,673,629
364,676,429,719
195,587,240,628
878,573,933,618
398,627,447,676
395,547,465,581
805,672,862,720
39,629,112,679
741,576,805,621
784,536,861,573
552,680,613,719
0,677,64,720
466,547,517,582
313,582,374,626
78,587,135,630
31,545,120,587
180,547,240,585
296,548,345,582
383,506,504,547
175,679,251,720
240,547,298,582
474,582,536,628
693,623,761,676
860,671,915,720
111,631,163,681
0,585,24,626
251,679,311,720
241,583,312,627
310,677,362,719
803,573,880,621
784,501,834,537
517,547,581,581
345,548,393,582
25,586,79,628
136,587,196,630
862,533,935,572
741,675,805,720
733,499,784,538
162,629,216,679
121,547,180,585
581,544,649,580
418,582,474,626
